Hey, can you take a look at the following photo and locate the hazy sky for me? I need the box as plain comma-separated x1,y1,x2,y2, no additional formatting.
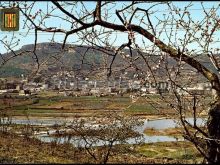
1,1,220,54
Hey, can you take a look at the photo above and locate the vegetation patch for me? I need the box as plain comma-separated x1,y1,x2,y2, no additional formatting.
136,141,203,164
144,127,183,138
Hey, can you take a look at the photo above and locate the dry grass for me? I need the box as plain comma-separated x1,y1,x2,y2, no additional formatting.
136,141,203,164
0,132,203,164
144,127,183,137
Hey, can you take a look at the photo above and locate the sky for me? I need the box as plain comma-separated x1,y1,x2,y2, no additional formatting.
1,1,220,54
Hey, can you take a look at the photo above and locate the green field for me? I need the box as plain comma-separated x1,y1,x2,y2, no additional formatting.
0,93,172,117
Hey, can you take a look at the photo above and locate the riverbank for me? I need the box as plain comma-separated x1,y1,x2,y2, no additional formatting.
0,132,202,164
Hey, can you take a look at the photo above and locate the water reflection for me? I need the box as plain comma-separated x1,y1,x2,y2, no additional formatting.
12,117,206,129
36,134,178,147
137,117,206,132
11,117,206,146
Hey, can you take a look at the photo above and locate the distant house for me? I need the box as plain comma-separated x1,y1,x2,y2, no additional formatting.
177,87,205,96
190,89,205,95
68,48,75,53
19,90,31,96
16,84,23,90
0,89,8,94
148,88,158,94
42,84,49,90
90,88,101,95
140,87,147,92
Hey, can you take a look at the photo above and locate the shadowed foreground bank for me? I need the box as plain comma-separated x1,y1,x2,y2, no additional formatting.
0,132,202,164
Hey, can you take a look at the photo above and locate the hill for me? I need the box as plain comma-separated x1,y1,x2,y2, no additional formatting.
0,42,218,81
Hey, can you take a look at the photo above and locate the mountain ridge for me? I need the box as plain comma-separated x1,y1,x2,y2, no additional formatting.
0,42,218,79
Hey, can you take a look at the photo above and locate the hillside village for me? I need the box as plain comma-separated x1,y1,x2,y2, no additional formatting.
0,71,213,97
0,43,216,98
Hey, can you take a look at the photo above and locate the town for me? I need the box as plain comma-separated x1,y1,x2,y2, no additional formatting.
0,70,213,97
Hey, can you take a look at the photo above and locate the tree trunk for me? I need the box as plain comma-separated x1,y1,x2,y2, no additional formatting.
207,99,220,163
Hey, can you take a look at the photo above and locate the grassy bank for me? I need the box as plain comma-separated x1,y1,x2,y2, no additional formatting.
0,132,202,164
136,141,203,164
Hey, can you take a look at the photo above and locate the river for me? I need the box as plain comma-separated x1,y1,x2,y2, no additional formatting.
11,117,206,146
